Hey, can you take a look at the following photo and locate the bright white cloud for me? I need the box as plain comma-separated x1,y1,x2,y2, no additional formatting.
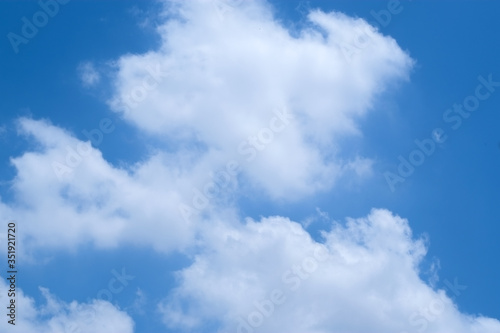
0,1,500,333
0,117,200,253
159,209,500,333
0,0,412,252
108,0,413,199
0,279,134,333
2,2,497,332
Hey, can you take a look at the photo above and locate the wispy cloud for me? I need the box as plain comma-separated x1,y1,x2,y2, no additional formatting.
77,61,100,87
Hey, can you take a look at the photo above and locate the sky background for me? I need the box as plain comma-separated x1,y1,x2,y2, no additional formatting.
0,1,499,333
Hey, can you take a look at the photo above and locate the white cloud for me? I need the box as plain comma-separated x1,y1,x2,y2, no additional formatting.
78,61,100,87
108,0,413,199
0,2,498,333
0,117,201,253
159,209,500,333
0,0,412,252
0,279,134,333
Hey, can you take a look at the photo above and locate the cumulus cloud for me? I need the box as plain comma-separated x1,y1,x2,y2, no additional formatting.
108,0,413,199
0,278,134,333
0,117,200,253
159,209,500,333
0,0,412,252
3,2,497,332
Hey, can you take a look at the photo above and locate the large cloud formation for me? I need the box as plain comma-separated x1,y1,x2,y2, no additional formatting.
108,0,412,199
160,209,500,333
1,0,498,332
1,0,411,253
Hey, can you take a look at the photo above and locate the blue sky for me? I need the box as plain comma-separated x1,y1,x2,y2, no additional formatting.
1,1,500,332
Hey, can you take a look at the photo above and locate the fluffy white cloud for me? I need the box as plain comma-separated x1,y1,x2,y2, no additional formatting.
0,0,412,252
0,279,134,333
159,209,500,333
0,2,498,333
0,117,199,253
108,0,413,199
